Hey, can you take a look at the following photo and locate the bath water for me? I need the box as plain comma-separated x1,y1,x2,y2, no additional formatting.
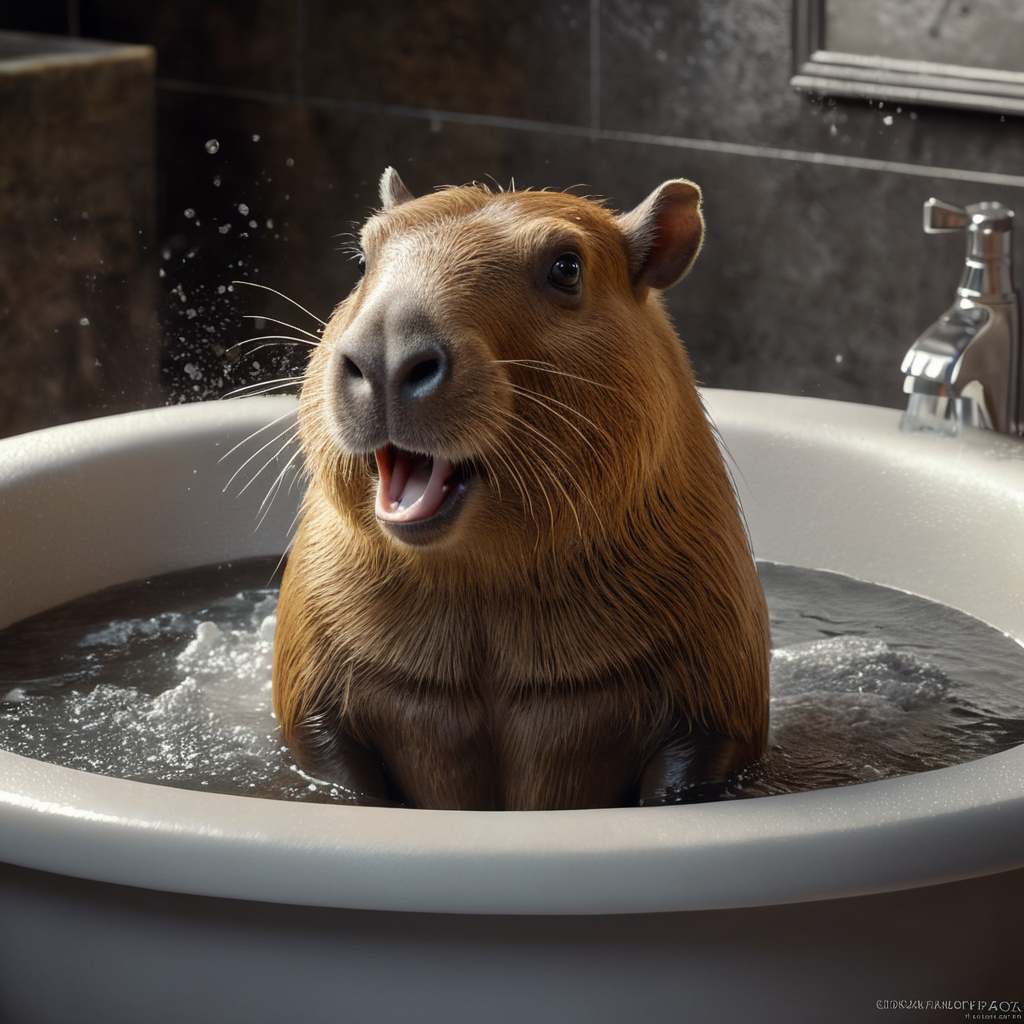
0,558,1022,803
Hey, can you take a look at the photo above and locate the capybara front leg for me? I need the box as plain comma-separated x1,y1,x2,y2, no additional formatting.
637,729,754,805
290,715,402,806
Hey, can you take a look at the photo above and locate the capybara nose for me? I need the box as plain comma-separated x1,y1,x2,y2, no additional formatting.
335,336,450,428
339,342,448,398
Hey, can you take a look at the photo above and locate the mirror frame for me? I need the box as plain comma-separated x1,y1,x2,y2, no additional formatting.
791,0,1024,117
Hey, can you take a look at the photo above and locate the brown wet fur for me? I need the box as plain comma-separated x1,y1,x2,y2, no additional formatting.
272,170,771,810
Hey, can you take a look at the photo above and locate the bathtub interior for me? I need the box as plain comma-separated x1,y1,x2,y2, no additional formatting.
0,390,1023,919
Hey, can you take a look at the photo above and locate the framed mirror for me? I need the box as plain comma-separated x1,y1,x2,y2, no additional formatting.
792,0,1024,116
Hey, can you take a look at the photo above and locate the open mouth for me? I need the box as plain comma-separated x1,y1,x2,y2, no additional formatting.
373,444,473,540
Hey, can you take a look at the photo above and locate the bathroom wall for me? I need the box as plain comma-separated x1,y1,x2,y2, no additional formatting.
0,29,159,436
3,0,1023,418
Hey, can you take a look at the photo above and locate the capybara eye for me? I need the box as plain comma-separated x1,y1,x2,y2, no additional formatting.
548,253,581,289
354,251,367,276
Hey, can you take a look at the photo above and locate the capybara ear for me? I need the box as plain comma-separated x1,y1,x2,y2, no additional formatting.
616,179,704,291
379,167,415,210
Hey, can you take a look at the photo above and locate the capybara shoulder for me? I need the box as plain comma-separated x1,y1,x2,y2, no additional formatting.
272,168,770,810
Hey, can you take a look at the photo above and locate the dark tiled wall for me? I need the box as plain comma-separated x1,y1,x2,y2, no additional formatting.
4,0,1024,413
0,30,159,435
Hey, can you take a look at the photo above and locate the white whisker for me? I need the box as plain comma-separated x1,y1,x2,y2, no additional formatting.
500,431,556,535
494,359,613,390
236,432,300,499
509,415,604,537
224,376,303,399
241,314,322,343
485,441,535,522
232,280,327,327
226,334,320,355
508,383,608,453
218,407,299,464
223,423,299,493
256,447,304,528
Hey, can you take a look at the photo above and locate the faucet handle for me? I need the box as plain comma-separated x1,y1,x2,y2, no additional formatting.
924,198,970,233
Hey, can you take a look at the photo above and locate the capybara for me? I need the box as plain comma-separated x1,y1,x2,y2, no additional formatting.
272,168,770,810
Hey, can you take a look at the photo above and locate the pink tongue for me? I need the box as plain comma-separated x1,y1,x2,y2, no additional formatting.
375,447,455,523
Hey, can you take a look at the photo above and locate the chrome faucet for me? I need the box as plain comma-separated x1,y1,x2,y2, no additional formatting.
900,198,1022,437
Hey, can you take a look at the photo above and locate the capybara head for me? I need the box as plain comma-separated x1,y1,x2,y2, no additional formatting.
274,169,770,811
299,167,707,558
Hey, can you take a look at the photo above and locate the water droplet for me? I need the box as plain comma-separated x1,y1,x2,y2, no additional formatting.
184,208,195,219
252,133,261,142
286,157,294,167
205,139,220,154
212,176,222,187
883,115,893,126
79,317,90,327
238,203,249,215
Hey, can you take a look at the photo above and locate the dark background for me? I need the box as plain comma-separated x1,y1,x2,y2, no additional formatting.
3,0,1023,432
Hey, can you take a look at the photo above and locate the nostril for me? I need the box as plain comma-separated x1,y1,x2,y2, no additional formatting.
407,358,440,387
342,355,364,380
400,349,447,398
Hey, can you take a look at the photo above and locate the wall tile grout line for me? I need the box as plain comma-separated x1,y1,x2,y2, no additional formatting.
156,78,1024,191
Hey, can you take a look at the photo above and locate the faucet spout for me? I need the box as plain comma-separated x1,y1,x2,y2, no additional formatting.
901,199,1021,437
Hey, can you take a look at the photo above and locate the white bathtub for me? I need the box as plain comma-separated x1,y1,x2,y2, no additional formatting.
0,392,1021,1024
